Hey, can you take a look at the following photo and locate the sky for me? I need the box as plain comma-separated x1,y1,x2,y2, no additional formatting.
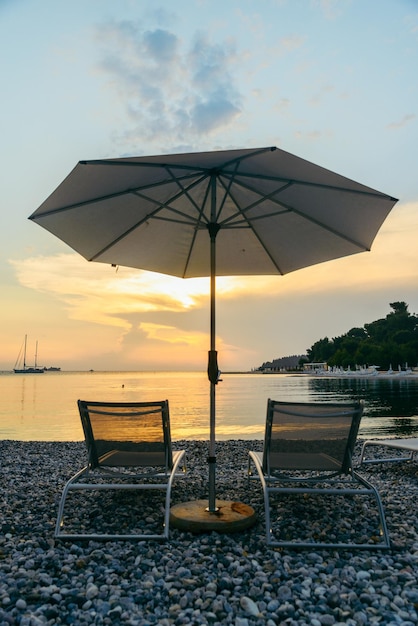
1,0,417,372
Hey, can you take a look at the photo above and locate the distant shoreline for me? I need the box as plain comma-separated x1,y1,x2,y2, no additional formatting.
3,368,418,378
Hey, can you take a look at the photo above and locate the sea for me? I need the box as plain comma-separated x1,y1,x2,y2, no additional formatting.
1,370,418,442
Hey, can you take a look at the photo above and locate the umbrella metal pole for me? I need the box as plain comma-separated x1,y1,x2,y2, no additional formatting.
208,376,216,512
207,211,220,513
171,224,256,531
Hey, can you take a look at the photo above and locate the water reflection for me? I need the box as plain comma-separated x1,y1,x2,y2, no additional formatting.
1,371,418,441
309,377,418,416
308,376,418,437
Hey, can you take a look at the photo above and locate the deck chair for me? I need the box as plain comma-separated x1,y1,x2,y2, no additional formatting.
248,399,390,549
55,400,186,541
359,437,418,465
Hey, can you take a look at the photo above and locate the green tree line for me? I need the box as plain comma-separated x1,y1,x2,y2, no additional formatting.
305,302,418,370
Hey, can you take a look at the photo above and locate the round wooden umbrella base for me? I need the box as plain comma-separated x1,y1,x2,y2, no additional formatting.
170,499,257,533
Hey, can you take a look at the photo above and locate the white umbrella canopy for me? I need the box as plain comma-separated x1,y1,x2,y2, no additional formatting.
29,146,397,519
30,146,396,278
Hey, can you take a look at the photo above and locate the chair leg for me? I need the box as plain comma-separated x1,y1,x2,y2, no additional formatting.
352,470,391,549
248,452,272,543
359,440,416,465
55,466,89,538
264,480,391,550
163,450,186,538
55,453,186,541
253,468,392,550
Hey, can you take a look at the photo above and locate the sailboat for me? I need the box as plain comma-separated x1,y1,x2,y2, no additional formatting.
14,335,44,374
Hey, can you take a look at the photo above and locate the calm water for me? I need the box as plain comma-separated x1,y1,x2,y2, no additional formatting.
1,371,418,442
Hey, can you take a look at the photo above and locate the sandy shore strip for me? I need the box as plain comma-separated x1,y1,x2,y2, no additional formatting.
0,439,417,625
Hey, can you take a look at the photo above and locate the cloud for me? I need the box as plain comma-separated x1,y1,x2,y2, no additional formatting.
404,10,418,35
9,253,241,328
94,20,242,151
274,98,291,112
190,95,240,133
294,129,331,141
309,83,335,106
386,114,416,129
140,321,209,350
279,35,305,53
11,255,184,318
143,28,178,62
312,0,350,20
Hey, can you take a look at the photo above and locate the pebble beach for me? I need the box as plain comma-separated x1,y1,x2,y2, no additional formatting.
1,439,417,626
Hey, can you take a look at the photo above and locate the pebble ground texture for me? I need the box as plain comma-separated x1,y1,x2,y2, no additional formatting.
0,439,417,625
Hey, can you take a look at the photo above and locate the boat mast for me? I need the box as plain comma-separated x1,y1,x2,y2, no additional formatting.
23,334,27,369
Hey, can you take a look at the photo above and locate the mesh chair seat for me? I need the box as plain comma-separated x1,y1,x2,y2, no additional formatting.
55,400,186,541
249,399,390,550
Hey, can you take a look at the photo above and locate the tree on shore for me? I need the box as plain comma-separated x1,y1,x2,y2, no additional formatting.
306,302,418,369
257,354,307,372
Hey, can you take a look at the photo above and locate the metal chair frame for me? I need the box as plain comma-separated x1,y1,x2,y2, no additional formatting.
55,400,186,541
249,399,391,550
359,437,418,465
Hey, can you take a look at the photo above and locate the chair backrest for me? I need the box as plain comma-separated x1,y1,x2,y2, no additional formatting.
263,399,364,475
78,400,173,470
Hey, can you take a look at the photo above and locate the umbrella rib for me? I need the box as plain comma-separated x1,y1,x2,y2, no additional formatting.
163,166,211,224
217,176,292,227
130,172,210,225
217,174,377,251
209,146,277,173
221,168,396,201
184,181,212,277
213,160,243,224
87,173,212,263
30,171,204,219
203,148,278,224
88,147,392,204
163,167,212,277
80,158,210,174
79,146,276,175
212,175,286,274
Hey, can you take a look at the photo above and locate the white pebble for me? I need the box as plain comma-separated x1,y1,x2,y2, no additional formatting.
240,596,259,616
85,583,99,600
15,598,27,610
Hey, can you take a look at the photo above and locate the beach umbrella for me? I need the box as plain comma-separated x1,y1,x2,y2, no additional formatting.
29,146,397,527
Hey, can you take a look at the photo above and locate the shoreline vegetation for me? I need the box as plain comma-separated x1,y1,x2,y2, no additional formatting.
0,439,417,624
258,369,418,378
258,302,418,376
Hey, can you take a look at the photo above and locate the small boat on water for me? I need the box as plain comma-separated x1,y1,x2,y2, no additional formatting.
14,335,44,374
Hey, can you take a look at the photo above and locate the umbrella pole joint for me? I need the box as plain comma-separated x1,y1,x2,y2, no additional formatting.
207,222,221,240
208,350,221,385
